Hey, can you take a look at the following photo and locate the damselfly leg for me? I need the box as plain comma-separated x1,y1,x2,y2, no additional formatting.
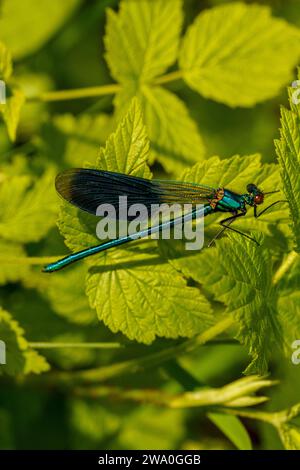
207,210,259,247
254,200,287,218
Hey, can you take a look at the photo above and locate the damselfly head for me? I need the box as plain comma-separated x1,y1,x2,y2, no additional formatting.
246,183,264,205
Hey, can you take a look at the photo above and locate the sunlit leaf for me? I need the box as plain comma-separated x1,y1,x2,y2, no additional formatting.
0,168,58,243
41,264,96,325
275,76,300,252
115,84,205,173
106,0,204,173
0,41,12,81
105,0,182,82
0,239,30,285
208,412,252,450
179,3,300,106
0,86,25,141
167,233,281,375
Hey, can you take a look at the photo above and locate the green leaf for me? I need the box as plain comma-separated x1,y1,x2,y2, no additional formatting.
215,235,282,376
106,0,204,173
0,239,30,285
0,168,58,243
41,264,96,326
168,234,281,375
86,246,213,343
115,85,205,173
278,424,300,450
278,291,300,347
0,41,12,81
0,308,49,376
0,41,25,141
39,113,113,167
96,99,150,177
277,257,300,346
141,86,205,173
275,78,300,252
273,403,300,450
5,289,101,371
179,3,300,106
0,85,25,141
208,412,252,450
170,375,275,408
23,349,50,375
0,0,81,59
105,0,182,83
58,99,213,343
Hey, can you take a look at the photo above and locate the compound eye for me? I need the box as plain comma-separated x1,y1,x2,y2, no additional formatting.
254,194,264,205
247,183,257,193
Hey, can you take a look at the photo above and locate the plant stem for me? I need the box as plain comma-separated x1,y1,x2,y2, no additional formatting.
153,70,183,85
272,251,298,285
73,374,274,409
222,407,276,424
26,70,183,103
42,316,234,386
28,83,121,102
29,342,123,349
74,385,172,406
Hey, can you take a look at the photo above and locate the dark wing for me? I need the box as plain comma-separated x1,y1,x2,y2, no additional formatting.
55,168,216,219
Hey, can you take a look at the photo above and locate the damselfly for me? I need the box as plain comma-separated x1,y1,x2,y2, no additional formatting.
43,169,284,273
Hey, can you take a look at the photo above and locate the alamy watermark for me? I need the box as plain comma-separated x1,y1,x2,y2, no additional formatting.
291,80,300,105
0,340,6,365
0,80,6,104
291,340,300,365
95,198,205,251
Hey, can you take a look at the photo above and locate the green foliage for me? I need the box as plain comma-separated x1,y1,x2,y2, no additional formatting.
0,41,12,81
179,3,300,106
166,375,274,409
105,0,205,173
278,422,300,450
0,240,30,285
165,233,282,375
208,413,252,450
138,86,205,173
277,256,300,347
0,41,25,141
0,169,58,243
0,87,25,141
257,402,300,450
41,264,96,325
0,308,49,376
39,113,113,167
0,0,300,452
275,72,300,252
105,0,182,83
